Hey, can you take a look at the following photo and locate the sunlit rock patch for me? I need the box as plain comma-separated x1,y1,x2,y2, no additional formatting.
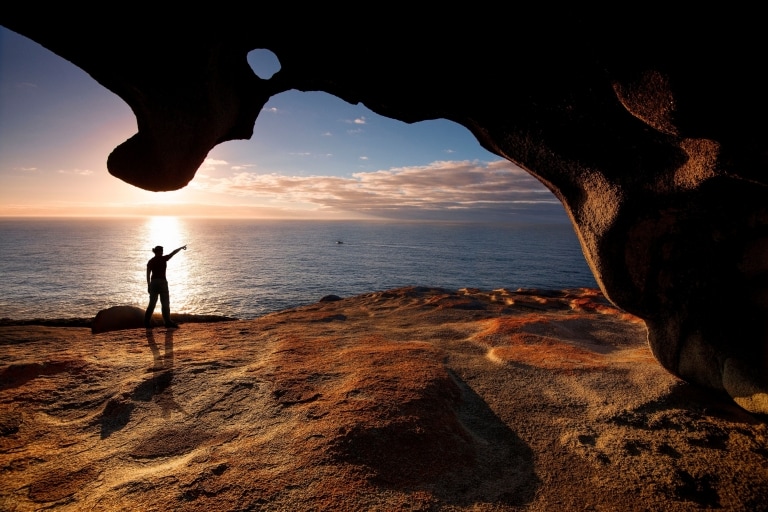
266,334,475,485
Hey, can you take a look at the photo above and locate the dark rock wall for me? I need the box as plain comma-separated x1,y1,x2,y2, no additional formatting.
1,8,766,413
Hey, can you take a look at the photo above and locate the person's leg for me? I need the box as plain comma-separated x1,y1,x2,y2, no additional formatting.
159,281,176,327
145,283,160,327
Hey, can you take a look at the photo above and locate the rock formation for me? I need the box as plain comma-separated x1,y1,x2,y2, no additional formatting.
1,8,766,412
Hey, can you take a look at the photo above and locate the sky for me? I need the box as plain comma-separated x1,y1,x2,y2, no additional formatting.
0,26,568,222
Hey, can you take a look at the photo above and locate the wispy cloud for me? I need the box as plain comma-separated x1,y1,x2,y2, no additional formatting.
286,152,333,158
230,164,257,172
57,169,93,176
200,158,229,170
193,160,563,220
344,116,366,125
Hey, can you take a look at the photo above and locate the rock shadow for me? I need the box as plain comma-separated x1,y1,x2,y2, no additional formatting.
99,396,134,439
0,360,82,391
610,381,767,429
604,381,768,509
429,370,540,507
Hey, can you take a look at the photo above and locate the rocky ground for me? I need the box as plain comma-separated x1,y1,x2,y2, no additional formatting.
1,287,766,511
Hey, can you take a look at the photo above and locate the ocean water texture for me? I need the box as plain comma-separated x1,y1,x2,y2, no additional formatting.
0,217,598,320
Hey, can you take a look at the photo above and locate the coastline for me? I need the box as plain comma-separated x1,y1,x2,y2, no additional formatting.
0,313,239,329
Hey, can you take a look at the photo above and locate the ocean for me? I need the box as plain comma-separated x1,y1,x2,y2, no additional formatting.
0,217,598,320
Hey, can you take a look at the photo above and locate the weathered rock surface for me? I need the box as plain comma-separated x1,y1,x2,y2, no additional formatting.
0,9,767,411
1,288,766,510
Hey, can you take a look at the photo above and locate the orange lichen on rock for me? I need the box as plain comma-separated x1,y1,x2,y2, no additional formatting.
471,310,653,370
472,315,605,370
487,332,609,370
569,296,645,324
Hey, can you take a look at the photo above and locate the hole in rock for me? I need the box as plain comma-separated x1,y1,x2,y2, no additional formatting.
247,48,281,80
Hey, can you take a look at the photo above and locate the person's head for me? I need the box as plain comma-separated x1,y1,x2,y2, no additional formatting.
152,246,164,255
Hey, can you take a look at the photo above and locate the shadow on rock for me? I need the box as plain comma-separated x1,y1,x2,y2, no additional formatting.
101,329,186,439
100,396,134,439
430,370,540,508
136,329,186,418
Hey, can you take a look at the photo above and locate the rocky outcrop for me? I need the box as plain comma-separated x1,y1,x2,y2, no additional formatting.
1,9,766,412
1,288,766,510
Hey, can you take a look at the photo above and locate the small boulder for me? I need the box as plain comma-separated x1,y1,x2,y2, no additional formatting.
92,306,145,334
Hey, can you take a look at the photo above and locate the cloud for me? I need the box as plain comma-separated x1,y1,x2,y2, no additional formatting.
263,107,279,113
359,156,369,161
230,164,257,171
203,158,229,166
195,160,564,221
57,169,93,176
345,116,366,125
285,152,334,158
198,158,230,173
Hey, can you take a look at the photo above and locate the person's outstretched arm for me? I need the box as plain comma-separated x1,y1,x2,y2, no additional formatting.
168,245,187,259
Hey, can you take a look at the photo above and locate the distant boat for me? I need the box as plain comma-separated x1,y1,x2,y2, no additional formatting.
336,240,343,244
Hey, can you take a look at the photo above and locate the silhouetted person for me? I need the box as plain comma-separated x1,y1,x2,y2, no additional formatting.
145,244,186,328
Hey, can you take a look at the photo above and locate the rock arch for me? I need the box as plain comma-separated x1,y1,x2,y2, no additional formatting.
1,8,766,413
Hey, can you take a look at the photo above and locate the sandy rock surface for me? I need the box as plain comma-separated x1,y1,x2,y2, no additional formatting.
1,287,766,511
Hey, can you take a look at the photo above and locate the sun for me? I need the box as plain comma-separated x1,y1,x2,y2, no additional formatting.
143,216,188,250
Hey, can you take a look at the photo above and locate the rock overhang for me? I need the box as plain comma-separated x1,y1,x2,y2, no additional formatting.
1,8,766,414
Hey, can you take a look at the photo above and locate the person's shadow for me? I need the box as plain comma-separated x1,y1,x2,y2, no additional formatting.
100,328,187,438
139,328,187,418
